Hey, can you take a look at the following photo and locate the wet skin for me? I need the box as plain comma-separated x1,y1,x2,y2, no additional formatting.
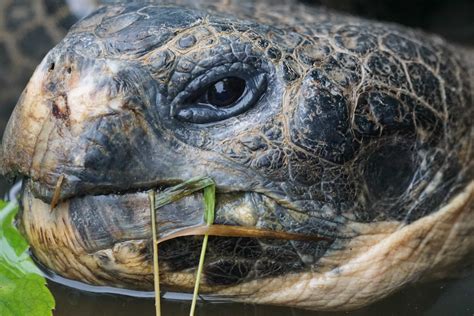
1,0,473,310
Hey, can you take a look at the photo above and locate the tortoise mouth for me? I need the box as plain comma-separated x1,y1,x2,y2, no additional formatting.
23,178,242,246
19,177,340,293
22,177,339,253
27,176,184,206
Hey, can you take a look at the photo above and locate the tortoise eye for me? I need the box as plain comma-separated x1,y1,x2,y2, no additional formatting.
174,73,267,124
206,77,246,107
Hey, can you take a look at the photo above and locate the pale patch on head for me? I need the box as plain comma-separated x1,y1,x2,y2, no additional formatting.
67,61,125,128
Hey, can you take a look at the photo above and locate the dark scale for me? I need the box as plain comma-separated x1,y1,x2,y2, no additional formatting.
266,46,282,60
257,38,270,49
322,54,361,88
382,32,419,61
399,93,443,138
239,135,268,151
290,69,356,163
148,49,176,81
402,161,463,222
334,24,378,55
407,62,444,111
296,39,333,65
418,45,439,70
354,91,412,136
281,55,301,82
177,34,197,49
363,143,417,201
365,51,410,90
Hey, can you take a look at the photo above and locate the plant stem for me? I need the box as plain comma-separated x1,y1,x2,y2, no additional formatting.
189,233,209,316
148,177,216,316
189,183,216,316
149,190,161,316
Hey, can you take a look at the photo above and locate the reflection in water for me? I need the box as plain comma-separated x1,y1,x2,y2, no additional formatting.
49,274,474,316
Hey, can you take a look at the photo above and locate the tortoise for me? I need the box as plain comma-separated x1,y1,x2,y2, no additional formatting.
1,0,473,311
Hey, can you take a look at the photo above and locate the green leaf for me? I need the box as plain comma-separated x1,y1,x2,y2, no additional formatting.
0,199,55,316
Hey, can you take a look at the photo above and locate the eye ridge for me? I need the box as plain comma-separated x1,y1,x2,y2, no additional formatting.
204,77,247,108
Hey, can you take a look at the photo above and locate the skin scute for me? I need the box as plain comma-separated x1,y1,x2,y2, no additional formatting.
0,0,473,311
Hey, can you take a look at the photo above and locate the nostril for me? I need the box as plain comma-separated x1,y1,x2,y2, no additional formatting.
66,66,72,74
48,63,55,72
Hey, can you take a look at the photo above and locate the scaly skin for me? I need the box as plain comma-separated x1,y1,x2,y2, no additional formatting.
0,0,473,311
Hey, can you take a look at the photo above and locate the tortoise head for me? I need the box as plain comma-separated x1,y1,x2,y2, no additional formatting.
1,1,473,311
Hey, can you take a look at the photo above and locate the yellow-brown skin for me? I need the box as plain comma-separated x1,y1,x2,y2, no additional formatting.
2,0,474,311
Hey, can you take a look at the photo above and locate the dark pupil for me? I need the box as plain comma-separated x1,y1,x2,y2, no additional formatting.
207,77,246,107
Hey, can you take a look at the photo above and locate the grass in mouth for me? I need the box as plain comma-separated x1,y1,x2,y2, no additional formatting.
190,182,215,316
149,190,161,316
149,176,216,316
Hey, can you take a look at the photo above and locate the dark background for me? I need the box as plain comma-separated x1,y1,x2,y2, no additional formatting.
309,0,474,45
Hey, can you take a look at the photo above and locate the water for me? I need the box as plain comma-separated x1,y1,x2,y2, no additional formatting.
44,274,474,315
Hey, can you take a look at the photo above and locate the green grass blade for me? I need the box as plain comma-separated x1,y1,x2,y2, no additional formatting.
189,179,216,316
150,176,216,316
154,177,215,210
203,184,215,225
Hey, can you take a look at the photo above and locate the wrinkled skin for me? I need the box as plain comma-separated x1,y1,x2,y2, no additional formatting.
1,0,473,311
